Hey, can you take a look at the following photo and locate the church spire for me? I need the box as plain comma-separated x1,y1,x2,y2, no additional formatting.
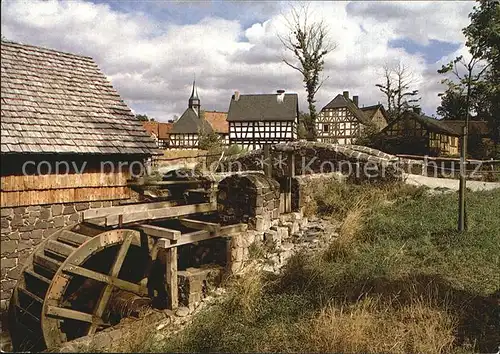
188,79,200,117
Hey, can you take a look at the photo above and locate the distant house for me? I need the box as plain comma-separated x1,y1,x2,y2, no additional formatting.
316,91,387,144
169,81,214,149
204,111,229,145
377,109,460,156
142,121,173,148
227,90,298,150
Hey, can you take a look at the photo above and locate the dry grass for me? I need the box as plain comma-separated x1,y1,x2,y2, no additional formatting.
226,267,263,320
303,296,455,354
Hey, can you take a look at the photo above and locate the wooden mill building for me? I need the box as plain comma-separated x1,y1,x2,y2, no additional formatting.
0,40,158,309
227,90,298,150
316,91,388,144
377,109,460,156
169,81,216,149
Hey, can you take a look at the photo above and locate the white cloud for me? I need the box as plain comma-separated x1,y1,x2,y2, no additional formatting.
1,0,475,121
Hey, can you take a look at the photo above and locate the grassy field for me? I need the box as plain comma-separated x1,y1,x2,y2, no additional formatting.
148,182,500,353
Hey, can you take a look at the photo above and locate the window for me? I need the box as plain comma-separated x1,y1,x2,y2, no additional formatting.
323,124,329,133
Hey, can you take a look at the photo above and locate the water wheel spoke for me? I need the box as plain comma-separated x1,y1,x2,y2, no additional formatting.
46,306,105,326
87,233,133,335
63,264,148,296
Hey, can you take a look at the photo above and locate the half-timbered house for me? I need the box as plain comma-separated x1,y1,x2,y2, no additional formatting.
142,121,173,149
316,91,374,144
377,109,460,156
360,104,389,132
227,90,298,150
169,82,214,149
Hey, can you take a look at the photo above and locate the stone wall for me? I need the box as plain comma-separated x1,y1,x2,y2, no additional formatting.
217,173,280,231
292,173,345,214
0,200,118,312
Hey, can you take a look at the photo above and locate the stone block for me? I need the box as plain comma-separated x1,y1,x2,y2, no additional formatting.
1,280,16,296
43,228,56,238
19,224,35,232
20,232,31,240
13,207,26,216
1,228,12,235
63,205,76,215
277,226,289,240
2,240,17,253
255,216,271,232
52,204,64,216
1,258,17,269
7,266,21,280
10,215,24,228
292,212,302,221
26,206,41,212
26,216,37,225
34,220,50,229
40,207,51,220
264,229,281,248
8,231,19,240
75,202,90,211
0,218,9,229
69,213,81,223
0,208,13,218
31,229,43,239
53,216,65,228
90,201,103,208
18,240,32,251
299,218,308,229
102,201,112,207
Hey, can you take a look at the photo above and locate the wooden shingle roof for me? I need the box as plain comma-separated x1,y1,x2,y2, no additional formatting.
1,41,158,155
227,93,298,122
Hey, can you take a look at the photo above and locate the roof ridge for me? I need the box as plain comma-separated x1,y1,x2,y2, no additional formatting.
1,40,94,61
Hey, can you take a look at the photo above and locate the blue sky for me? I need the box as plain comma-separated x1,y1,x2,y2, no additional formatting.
1,0,475,120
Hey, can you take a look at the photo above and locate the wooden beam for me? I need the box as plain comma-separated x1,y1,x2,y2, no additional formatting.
165,244,178,310
46,306,104,325
136,224,181,240
157,223,247,249
63,264,148,296
127,179,209,186
179,218,221,233
83,200,179,220
103,202,216,226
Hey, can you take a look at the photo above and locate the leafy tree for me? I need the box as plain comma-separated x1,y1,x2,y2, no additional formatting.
135,114,155,122
297,111,311,139
376,62,420,122
279,4,336,140
437,0,499,156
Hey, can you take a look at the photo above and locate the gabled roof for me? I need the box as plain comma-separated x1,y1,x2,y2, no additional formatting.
382,111,460,136
361,104,388,122
227,93,298,122
204,111,228,134
0,40,158,155
322,94,369,124
142,121,173,139
441,120,490,136
170,108,213,134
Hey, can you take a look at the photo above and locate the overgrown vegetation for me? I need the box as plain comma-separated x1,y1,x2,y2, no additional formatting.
146,181,499,353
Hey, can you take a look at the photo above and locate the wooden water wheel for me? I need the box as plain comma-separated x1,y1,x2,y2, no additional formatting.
8,223,155,352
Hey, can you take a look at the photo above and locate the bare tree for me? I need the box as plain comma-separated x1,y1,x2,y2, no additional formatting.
279,4,336,140
376,62,420,121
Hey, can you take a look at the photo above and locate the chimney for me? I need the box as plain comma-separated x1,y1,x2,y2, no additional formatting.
353,95,359,107
234,90,240,101
343,91,349,99
277,89,285,103
412,107,422,115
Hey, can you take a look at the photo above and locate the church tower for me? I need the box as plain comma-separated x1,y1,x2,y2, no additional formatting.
188,80,200,117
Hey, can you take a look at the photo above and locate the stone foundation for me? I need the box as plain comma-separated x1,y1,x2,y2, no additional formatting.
0,201,116,312
178,265,224,310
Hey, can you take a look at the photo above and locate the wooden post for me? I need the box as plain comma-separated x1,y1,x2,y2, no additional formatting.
165,241,178,309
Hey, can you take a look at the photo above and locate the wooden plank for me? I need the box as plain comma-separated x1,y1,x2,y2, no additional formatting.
34,253,62,273
136,224,181,240
157,223,247,249
83,200,178,220
63,264,148,296
58,230,92,247
46,306,104,325
18,287,43,304
165,244,178,309
45,240,75,258
179,218,221,233
24,269,51,285
104,202,216,226
127,179,207,186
